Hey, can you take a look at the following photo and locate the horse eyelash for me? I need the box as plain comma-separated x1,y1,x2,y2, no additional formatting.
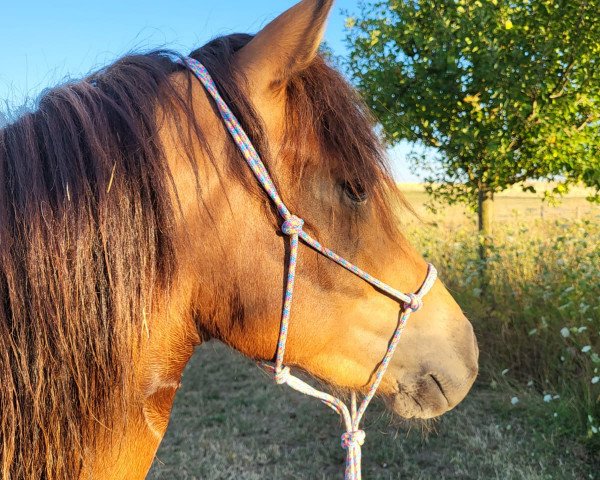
341,180,368,204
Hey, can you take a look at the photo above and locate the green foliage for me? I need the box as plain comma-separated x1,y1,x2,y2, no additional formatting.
346,0,600,204
408,214,600,451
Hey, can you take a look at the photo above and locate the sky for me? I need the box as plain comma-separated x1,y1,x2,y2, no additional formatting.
0,0,423,181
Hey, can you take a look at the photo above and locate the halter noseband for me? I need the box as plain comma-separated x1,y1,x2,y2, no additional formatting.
180,56,438,480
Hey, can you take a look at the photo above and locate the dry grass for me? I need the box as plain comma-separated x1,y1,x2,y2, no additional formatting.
149,343,593,479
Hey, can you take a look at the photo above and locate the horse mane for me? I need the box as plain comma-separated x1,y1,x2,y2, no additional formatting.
0,51,193,479
0,34,397,479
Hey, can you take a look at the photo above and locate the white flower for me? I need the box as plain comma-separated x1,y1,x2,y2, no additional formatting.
511,397,519,405
560,327,570,338
582,346,592,353
502,369,510,376
543,394,553,403
592,377,599,384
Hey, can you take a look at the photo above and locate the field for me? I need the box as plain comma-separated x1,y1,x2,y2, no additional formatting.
149,187,599,479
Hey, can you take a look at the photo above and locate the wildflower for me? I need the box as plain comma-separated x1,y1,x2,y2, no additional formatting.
592,377,599,385
511,397,519,405
543,394,552,403
502,369,510,376
560,327,570,338
582,346,592,353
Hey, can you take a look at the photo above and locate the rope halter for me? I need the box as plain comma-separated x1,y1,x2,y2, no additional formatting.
180,56,438,480
281,215,304,236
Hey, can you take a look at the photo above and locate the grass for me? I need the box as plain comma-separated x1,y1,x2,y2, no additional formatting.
149,188,599,479
149,343,594,479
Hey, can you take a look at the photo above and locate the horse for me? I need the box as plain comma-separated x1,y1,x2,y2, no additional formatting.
0,1,478,478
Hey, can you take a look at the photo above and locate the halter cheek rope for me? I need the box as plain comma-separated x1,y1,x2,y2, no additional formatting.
181,57,438,480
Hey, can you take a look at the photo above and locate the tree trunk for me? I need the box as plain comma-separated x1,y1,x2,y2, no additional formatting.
477,187,494,297
478,188,494,237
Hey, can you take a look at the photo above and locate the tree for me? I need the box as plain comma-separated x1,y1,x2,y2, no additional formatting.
346,0,600,237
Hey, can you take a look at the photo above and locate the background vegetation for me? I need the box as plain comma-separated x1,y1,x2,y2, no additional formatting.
346,0,600,239
403,184,599,455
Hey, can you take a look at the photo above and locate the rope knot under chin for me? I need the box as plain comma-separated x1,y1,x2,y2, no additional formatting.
281,216,304,236
406,293,423,313
341,430,366,449
274,366,291,385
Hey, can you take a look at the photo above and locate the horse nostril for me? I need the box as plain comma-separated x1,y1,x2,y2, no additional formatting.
428,374,450,406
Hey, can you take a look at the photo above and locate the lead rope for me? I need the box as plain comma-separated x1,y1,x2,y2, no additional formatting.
180,57,438,480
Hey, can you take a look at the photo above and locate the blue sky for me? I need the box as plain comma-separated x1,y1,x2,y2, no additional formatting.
0,0,423,181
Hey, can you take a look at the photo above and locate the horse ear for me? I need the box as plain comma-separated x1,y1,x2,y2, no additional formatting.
235,0,334,96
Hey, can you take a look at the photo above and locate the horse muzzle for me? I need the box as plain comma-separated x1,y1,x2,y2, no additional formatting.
388,316,479,419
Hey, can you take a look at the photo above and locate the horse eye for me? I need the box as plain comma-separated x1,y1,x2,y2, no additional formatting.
342,180,368,204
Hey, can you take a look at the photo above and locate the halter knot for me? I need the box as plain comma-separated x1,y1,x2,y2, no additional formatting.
406,293,423,312
274,366,291,385
281,216,304,236
341,430,366,449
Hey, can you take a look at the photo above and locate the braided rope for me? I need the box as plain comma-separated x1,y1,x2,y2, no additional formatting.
181,57,438,480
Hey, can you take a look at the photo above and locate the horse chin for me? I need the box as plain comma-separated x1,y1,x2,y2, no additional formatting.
387,392,448,420
385,377,454,420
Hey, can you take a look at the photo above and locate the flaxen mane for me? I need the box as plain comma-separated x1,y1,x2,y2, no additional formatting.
0,34,396,479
